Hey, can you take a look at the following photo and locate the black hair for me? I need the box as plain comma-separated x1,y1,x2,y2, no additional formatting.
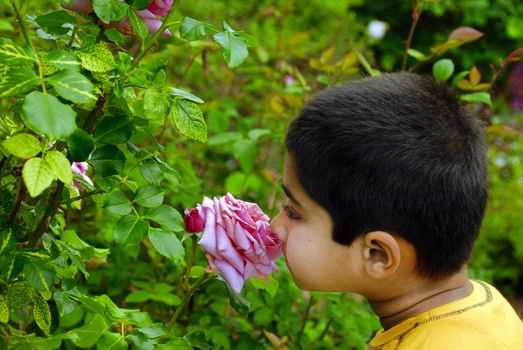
286,72,488,278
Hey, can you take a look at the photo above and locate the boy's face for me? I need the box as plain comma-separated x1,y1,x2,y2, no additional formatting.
270,154,363,292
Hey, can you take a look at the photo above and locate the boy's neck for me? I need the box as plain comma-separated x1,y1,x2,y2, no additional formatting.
368,267,472,330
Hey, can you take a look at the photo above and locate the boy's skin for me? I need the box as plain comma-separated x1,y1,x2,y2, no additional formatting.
270,153,473,330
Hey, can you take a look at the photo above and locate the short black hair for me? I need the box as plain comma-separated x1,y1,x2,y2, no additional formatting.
286,72,488,278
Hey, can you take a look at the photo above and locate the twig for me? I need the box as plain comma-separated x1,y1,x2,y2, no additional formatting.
297,294,315,343
28,182,65,246
401,0,424,70
61,189,103,204
7,178,26,224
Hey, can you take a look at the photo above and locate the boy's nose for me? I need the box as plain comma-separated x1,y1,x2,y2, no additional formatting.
270,212,288,243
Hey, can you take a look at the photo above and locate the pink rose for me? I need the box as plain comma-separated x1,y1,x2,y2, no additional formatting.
62,0,93,14
191,193,282,293
184,207,205,233
147,0,173,17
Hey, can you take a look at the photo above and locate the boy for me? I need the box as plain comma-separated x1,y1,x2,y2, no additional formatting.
270,72,523,349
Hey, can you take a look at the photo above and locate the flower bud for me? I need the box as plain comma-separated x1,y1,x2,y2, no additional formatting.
184,207,205,233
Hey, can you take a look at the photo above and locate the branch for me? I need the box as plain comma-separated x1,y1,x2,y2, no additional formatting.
61,189,104,204
401,1,424,71
8,178,26,224
28,182,65,246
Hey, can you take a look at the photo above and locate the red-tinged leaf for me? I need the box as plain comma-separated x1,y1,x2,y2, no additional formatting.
507,48,523,63
448,27,484,43
470,66,481,85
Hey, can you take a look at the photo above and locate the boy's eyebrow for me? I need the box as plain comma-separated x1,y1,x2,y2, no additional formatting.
281,184,302,207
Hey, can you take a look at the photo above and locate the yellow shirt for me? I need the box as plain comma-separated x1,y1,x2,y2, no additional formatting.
367,280,523,349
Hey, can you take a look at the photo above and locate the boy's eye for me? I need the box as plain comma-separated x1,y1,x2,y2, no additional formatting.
283,205,300,220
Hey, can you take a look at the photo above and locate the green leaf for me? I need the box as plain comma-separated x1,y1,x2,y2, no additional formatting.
0,39,35,65
143,88,169,120
44,51,81,71
22,158,54,197
432,59,454,82
148,228,184,262
128,8,148,42
97,331,128,350
124,290,151,303
0,66,39,98
22,91,77,140
169,99,207,143
47,70,97,104
144,205,183,232
461,92,492,107
139,158,163,185
45,150,73,185
104,189,132,215
91,145,126,177
67,129,94,162
249,276,279,297
248,129,271,141
94,115,134,145
189,266,205,279
92,0,129,23
134,185,164,208
76,44,116,72
66,314,108,348
181,17,207,41
407,48,427,61
114,215,149,245
24,260,55,294
213,30,249,68
35,10,76,29
130,0,152,10
169,87,204,103
2,133,42,158
33,294,52,336
8,281,33,309
0,292,8,323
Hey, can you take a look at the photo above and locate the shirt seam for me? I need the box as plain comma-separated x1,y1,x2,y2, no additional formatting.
366,280,493,350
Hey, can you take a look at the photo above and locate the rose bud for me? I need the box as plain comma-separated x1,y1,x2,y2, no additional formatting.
184,207,205,233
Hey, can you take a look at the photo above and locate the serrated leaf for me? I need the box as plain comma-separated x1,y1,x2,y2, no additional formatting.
181,17,206,41
128,8,148,42
91,145,126,177
143,88,169,120
139,158,163,185
22,91,77,140
0,66,39,98
0,292,8,323
97,331,128,350
144,205,183,232
45,150,73,185
47,70,97,104
249,276,279,297
169,99,207,143
67,129,94,162
104,189,132,215
114,215,149,245
432,59,454,82
134,185,163,208
33,294,51,336
148,228,184,262
22,158,54,197
0,39,35,65
92,0,129,23
169,87,204,103
44,51,81,71
213,31,249,68
2,133,42,158
66,314,108,348
76,44,116,72
24,260,55,296
94,115,134,145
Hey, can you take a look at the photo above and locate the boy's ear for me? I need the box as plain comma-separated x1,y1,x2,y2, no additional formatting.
362,231,401,279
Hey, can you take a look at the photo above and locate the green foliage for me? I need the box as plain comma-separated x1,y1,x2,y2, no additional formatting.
0,0,521,349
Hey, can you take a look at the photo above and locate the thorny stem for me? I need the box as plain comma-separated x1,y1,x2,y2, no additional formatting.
297,295,315,343
401,0,424,70
184,235,198,291
61,189,103,204
132,0,179,67
168,273,212,331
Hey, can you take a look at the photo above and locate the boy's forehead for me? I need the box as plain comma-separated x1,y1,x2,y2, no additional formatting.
283,154,307,208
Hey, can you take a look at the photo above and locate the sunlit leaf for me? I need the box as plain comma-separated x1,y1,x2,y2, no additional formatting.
92,0,129,23
22,158,54,198
169,99,207,143
2,133,42,159
148,228,184,262
432,59,454,82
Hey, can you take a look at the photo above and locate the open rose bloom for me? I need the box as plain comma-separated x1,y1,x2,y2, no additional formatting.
184,193,282,293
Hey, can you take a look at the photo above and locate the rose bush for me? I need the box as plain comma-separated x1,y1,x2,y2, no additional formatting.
185,193,283,293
